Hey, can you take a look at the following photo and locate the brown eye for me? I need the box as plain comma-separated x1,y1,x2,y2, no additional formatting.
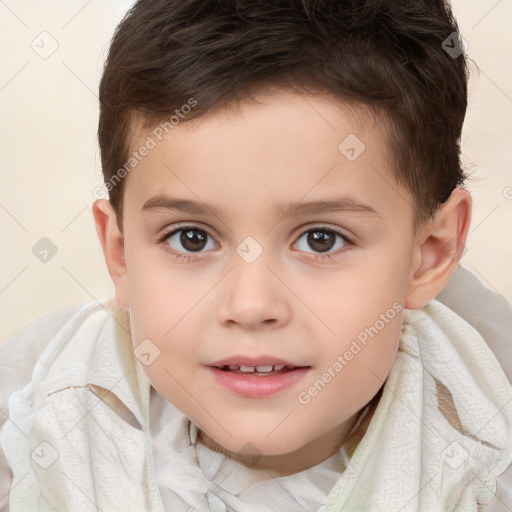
306,230,337,252
294,227,351,259
179,229,208,251
163,226,217,254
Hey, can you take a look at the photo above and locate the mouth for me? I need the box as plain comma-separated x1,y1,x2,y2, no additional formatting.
206,356,311,397
212,364,306,376
208,355,310,376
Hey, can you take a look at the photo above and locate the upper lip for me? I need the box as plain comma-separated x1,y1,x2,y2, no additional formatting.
207,355,308,368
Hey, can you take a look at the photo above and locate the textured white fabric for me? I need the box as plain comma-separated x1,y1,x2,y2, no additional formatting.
149,386,364,511
1,287,511,511
322,300,512,511
436,266,512,512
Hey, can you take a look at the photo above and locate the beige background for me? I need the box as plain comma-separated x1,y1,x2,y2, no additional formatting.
1,0,511,340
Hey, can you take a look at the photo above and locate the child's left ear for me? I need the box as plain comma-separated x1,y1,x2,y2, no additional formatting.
405,187,472,310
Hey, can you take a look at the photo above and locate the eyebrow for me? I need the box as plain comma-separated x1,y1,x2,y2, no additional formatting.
141,194,380,219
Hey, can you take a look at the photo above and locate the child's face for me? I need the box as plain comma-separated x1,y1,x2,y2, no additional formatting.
114,88,423,472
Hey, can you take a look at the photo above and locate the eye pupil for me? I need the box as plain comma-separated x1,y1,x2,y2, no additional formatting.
181,229,207,251
307,230,335,253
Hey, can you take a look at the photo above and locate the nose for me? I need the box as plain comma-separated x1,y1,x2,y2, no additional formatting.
217,250,291,330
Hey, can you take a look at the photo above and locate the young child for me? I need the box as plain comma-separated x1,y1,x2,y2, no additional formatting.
1,0,511,510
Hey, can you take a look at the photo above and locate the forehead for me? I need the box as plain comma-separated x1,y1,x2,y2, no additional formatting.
123,88,414,228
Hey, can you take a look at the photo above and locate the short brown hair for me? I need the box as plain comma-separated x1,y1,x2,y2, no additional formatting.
98,0,470,232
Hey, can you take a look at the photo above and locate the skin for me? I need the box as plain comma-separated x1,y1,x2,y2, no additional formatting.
93,86,471,476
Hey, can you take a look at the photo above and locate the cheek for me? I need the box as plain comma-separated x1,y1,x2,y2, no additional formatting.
299,259,406,415
128,290,203,372
311,314,402,413
125,245,207,342
124,256,207,391
129,308,203,415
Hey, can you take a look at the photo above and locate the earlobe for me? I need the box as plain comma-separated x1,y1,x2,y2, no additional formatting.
405,187,472,310
92,199,130,309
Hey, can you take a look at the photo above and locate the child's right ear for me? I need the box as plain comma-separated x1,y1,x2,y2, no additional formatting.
92,199,130,310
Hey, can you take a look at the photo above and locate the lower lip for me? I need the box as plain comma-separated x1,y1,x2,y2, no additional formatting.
207,366,310,398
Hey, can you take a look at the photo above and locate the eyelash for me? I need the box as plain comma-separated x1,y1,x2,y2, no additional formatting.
157,225,353,263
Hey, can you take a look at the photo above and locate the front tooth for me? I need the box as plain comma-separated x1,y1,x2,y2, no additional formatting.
240,365,256,372
255,365,274,372
273,365,285,371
